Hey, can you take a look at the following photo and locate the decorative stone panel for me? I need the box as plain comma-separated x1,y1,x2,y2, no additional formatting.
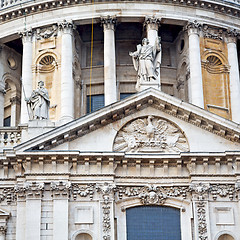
113,115,189,153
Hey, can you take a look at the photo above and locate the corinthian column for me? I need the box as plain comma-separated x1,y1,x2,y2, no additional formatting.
144,16,161,90
226,30,240,123
186,21,204,108
19,29,33,124
58,20,75,123
101,16,117,106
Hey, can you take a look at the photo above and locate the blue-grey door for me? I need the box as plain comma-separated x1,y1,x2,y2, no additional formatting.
126,206,181,240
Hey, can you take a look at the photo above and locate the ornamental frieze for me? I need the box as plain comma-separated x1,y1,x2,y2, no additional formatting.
113,116,189,153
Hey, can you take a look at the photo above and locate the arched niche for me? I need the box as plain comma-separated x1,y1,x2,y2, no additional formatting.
75,233,92,240
218,234,234,240
1,73,21,126
71,230,94,240
33,50,60,121
201,48,231,120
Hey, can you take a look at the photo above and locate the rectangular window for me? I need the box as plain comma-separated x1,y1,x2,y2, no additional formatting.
4,116,11,127
87,94,104,113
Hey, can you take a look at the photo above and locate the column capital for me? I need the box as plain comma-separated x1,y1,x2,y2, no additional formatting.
51,181,71,199
185,20,202,36
101,16,117,31
10,96,21,104
18,28,34,43
225,28,239,43
144,16,161,31
58,19,75,34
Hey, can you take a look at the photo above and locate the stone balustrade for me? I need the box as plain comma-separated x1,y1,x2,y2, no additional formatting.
0,127,21,149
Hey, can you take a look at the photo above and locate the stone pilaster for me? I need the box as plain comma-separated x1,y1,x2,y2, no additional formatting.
97,182,116,240
58,20,75,123
186,21,204,108
226,29,240,123
51,181,70,240
19,29,34,124
15,182,44,240
190,183,211,240
101,16,117,106
10,96,21,127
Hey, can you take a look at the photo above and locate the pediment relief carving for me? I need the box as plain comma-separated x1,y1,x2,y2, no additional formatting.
113,115,189,153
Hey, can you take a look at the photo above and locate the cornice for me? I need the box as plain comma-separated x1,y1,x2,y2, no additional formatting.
0,0,240,24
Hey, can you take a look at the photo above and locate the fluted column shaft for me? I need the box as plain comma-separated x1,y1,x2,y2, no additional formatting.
187,22,204,108
145,16,161,90
20,30,33,124
102,17,117,106
226,33,240,123
59,20,74,123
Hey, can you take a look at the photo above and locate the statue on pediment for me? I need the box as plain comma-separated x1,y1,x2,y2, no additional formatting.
129,37,161,90
27,81,50,120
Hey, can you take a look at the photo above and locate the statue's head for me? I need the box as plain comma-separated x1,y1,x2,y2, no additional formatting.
38,80,44,87
142,38,149,45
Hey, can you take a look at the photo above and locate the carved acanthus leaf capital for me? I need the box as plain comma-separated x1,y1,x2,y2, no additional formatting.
225,28,239,43
58,20,75,34
51,181,71,198
144,16,161,31
189,183,209,200
97,182,116,198
18,29,34,42
185,20,202,35
101,16,117,31
15,182,44,199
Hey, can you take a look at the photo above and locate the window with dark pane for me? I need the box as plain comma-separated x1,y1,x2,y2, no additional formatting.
87,94,104,113
126,206,181,240
4,116,11,127
120,93,134,100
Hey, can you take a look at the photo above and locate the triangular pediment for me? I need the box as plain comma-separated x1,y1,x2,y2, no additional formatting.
14,88,240,153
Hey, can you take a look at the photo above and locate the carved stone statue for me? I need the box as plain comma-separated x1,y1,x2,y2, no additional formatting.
113,115,189,153
129,37,161,90
27,81,50,120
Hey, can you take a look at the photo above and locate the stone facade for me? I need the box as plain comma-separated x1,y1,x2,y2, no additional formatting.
0,0,240,240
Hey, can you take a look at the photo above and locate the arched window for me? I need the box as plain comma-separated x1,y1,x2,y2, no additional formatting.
126,206,181,240
75,233,92,240
218,234,234,240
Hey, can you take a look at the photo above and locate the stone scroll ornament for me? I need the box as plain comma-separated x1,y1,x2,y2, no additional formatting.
129,37,161,91
113,116,189,153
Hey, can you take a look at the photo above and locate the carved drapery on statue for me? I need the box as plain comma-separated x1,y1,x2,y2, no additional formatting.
129,37,161,91
113,116,189,153
27,80,50,120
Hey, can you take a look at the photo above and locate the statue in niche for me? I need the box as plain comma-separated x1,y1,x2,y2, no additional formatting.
129,37,161,90
27,80,50,120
